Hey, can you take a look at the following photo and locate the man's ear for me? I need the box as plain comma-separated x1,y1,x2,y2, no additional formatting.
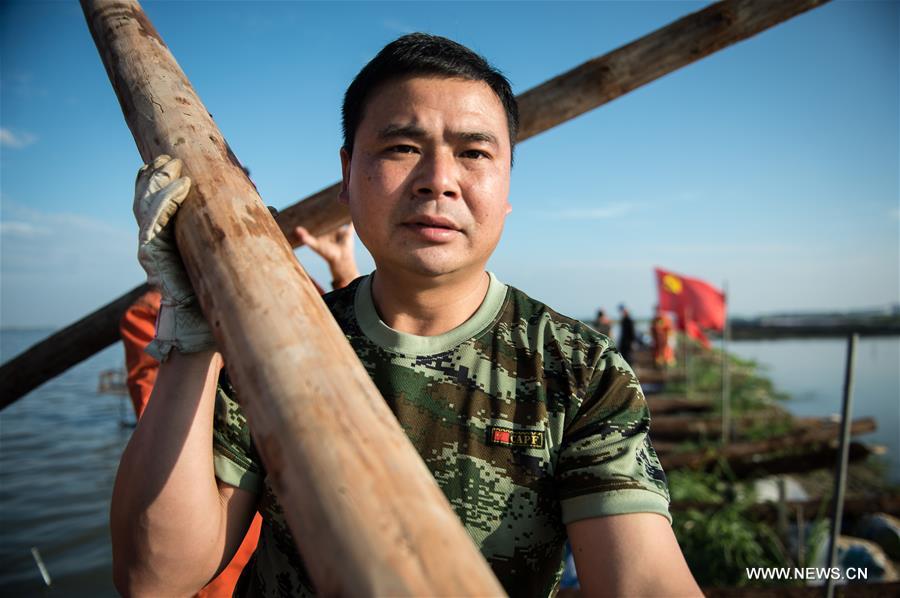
338,147,351,204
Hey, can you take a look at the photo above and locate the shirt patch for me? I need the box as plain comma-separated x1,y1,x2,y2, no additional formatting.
487,425,546,449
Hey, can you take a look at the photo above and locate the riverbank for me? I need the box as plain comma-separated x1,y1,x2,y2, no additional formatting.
727,311,900,340
648,338,900,588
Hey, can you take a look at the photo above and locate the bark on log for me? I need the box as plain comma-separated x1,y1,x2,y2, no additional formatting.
0,0,830,406
79,2,504,595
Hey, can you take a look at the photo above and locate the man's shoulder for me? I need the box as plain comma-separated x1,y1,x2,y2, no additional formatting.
322,276,364,320
499,284,614,351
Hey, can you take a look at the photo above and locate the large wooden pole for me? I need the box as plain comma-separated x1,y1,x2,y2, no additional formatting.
0,0,830,407
0,283,149,409
79,2,504,595
516,0,830,139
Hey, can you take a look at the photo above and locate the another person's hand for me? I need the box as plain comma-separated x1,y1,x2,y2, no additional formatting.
293,223,359,289
133,155,215,360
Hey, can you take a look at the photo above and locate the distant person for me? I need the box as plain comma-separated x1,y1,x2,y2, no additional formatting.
117,223,359,598
618,304,635,364
592,308,612,337
650,305,675,368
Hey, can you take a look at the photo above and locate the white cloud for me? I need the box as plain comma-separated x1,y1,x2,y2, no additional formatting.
547,202,636,220
0,128,38,149
0,221,51,237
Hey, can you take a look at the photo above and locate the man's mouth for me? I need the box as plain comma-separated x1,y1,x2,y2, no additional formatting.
401,215,462,242
404,215,460,231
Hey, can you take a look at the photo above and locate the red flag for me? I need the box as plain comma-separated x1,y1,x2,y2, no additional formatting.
655,267,726,331
676,314,711,349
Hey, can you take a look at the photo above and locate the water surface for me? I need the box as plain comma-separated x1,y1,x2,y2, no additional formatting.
1,329,128,597
729,336,900,484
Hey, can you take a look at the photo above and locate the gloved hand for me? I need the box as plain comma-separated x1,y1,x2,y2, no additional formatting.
133,155,216,361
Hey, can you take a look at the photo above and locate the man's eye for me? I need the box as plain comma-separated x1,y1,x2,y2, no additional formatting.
461,149,490,160
389,145,418,154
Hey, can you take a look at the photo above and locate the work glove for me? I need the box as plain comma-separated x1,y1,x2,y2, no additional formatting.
133,155,216,361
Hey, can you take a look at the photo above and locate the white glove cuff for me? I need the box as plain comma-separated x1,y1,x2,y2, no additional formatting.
145,299,216,362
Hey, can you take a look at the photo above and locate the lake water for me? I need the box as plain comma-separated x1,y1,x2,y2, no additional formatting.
0,330,897,595
0,329,127,597
728,336,900,484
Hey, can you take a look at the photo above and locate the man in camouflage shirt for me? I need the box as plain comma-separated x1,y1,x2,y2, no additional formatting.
111,33,701,597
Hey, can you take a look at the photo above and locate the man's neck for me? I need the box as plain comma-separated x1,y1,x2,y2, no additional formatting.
371,269,490,336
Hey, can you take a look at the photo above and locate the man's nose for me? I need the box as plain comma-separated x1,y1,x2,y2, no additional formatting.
413,150,460,200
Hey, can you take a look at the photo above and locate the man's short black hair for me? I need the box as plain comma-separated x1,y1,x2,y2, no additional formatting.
342,33,519,163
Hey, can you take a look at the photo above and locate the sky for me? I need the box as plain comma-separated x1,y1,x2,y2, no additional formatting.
1,0,898,329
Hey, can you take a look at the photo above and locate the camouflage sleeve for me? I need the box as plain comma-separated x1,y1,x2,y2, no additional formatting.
212,369,264,494
556,349,671,525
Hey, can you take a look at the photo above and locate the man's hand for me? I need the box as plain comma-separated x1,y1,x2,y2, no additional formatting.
133,155,215,360
293,223,359,289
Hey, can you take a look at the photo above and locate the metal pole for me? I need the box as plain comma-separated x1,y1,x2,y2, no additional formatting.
825,333,858,598
721,281,731,444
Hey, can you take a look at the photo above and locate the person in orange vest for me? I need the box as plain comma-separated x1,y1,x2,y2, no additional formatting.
650,305,675,368
117,223,358,598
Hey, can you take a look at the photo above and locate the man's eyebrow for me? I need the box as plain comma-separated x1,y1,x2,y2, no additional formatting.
454,131,499,146
377,124,427,139
377,125,500,146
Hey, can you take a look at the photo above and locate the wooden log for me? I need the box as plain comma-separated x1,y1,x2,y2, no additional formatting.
660,419,876,471
647,395,714,414
651,413,831,441
727,441,872,478
657,440,873,479
517,0,830,139
0,283,149,409
0,0,831,406
80,2,504,595
671,494,900,522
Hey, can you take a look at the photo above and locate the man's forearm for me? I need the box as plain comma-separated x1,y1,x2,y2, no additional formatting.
110,350,233,595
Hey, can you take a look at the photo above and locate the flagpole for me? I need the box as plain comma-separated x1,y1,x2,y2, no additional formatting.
685,306,692,400
721,281,731,445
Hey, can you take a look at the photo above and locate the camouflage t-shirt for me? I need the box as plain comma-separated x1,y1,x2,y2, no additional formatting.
213,273,670,598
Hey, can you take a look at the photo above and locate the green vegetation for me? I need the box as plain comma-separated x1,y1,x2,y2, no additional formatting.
667,466,833,587
665,339,791,417
664,338,822,586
